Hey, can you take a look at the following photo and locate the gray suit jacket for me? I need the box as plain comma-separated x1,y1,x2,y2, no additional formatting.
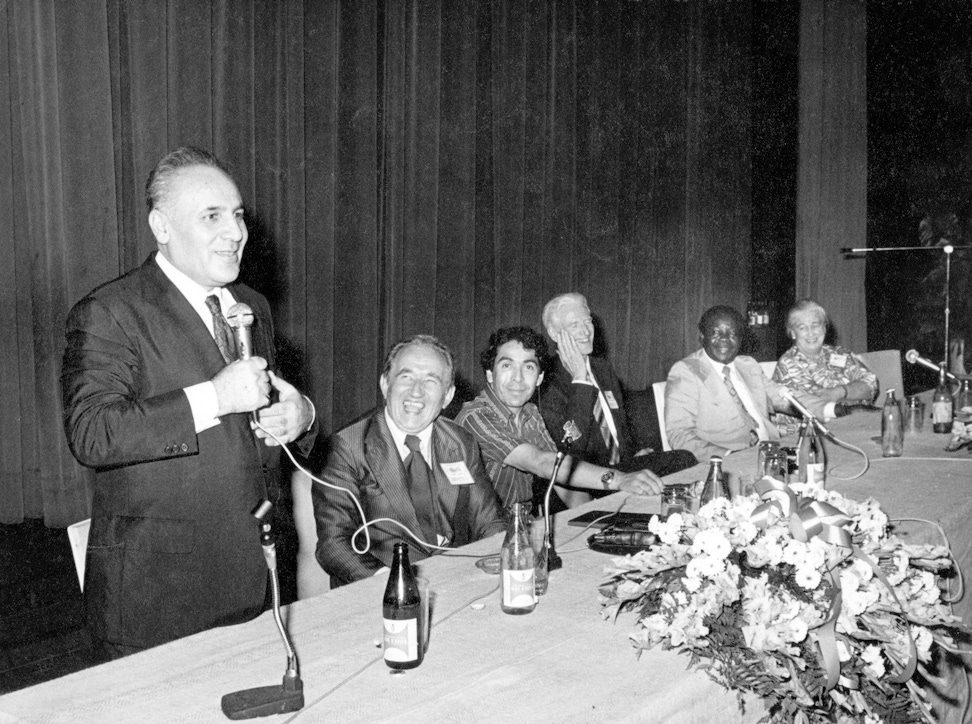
313,408,505,586
665,350,827,461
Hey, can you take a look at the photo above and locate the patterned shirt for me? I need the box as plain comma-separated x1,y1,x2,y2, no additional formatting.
773,344,877,397
455,385,557,508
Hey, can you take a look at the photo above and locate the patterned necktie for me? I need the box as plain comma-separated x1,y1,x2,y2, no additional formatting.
205,294,237,364
592,393,620,465
722,366,759,433
404,435,438,545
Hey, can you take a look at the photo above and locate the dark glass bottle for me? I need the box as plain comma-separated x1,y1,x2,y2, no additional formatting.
805,423,826,487
382,542,423,669
500,501,536,615
795,419,810,483
700,456,728,505
932,367,953,434
881,389,903,457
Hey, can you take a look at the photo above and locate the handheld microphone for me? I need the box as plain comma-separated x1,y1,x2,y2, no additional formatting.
779,388,832,437
226,303,255,360
905,349,959,382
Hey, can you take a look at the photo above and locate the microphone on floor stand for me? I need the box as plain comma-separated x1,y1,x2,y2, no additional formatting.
905,349,959,383
221,501,304,720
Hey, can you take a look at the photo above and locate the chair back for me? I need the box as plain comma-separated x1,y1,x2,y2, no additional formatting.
67,518,91,591
858,349,903,399
651,381,671,451
759,360,778,379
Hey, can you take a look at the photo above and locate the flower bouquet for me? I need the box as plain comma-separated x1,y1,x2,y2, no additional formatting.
599,479,969,723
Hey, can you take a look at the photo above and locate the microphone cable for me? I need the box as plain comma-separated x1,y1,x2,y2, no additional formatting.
253,420,447,560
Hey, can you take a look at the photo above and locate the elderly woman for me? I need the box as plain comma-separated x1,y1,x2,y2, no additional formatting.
773,299,877,404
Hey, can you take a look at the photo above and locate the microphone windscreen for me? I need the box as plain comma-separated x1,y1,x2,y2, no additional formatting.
226,303,254,328
905,349,919,364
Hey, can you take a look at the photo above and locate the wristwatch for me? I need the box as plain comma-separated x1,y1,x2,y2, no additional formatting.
601,470,616,490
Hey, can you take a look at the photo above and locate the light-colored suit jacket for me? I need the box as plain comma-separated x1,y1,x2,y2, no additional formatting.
665,350,827,461
313,408,505,586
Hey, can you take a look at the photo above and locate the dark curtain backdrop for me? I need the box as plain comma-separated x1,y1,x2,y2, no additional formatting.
2,0,754,527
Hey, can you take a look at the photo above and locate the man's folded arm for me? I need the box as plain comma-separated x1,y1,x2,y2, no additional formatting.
312,437,385,584
62,297,199,468
664,365,733,461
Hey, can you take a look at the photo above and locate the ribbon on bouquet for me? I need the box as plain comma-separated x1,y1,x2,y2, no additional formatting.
749,477,917,692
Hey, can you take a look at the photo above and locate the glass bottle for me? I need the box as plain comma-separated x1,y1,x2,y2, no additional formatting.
700,456,729,505
881,389,903,457
956,378,972,416
382,542,423,669
500,502,536,615
932,366,953,434
795,418,809,483
805,423,826,487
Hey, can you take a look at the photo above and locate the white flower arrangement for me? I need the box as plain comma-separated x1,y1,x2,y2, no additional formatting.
599,479,968,723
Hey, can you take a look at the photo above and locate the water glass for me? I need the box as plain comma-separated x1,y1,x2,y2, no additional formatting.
415,577,431,654
763,449,789,483
756,441,780,478
662,485,690,517
905,395,924,434
529,517,549,596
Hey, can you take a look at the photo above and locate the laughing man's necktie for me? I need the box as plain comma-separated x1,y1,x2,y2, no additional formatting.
404,435,438,545
205,294,237,364
722,366,759,435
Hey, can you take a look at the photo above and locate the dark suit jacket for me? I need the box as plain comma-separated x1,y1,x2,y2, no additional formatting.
313,408,505,586
538,356,638,467
61,253,315,650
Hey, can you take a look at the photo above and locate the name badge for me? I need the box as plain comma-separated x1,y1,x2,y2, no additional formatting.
604,391,620,410
439,461,475,485
829,353,848,369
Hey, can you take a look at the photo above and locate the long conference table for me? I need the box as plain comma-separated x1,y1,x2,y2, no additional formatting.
2,404,971,724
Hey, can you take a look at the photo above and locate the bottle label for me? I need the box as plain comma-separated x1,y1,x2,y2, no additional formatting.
806,462,825,487
932,400,953,424
502,568,536,608
382,617,419,662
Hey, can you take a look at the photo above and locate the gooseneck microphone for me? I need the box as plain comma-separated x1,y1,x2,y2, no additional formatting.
221,501,303,719
779,388,833,438
905,349,959,382
226,303,255,360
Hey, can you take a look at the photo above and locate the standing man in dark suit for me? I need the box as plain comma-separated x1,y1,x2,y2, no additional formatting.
61,147,317,660
538,293,696,506
313,335,505,587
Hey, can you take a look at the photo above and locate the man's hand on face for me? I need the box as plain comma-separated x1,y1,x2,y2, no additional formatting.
613,469,663,495
557,330,589,382
213,357,271,416
252,371,314,446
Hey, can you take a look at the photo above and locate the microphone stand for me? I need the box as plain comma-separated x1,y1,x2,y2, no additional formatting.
842,243,972,367
540,424,581,573
221,501,304,720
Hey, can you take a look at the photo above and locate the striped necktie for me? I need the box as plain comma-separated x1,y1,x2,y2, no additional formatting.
205,294,237,364
722,366,759,433
593,393,620,465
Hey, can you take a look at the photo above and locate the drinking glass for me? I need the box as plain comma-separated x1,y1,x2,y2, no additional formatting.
763,449,789,483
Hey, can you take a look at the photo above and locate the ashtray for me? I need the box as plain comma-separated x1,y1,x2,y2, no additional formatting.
475,554,501,575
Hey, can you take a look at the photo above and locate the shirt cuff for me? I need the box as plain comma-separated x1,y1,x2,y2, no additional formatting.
185,382,220,433
823,402,837,421
571,379,594,386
